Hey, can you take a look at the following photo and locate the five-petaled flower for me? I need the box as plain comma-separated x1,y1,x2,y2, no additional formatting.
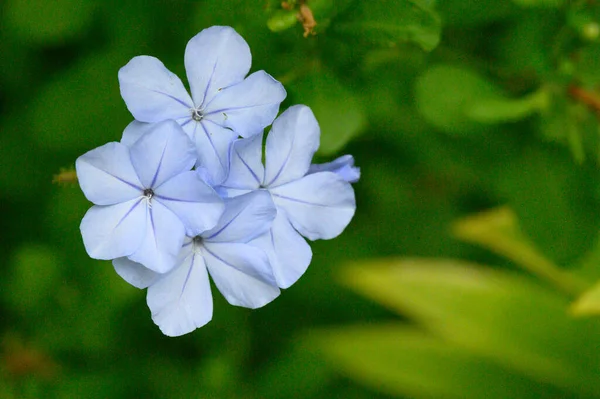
118,26,287,185
112,191,279,336
219,105,357,288
76,120,224,274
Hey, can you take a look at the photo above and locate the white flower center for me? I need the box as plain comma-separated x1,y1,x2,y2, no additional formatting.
191,107,204,122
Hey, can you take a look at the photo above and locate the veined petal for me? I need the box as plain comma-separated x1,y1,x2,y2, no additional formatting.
249,213,312,289
113,257,160,289
121,120,155,147
76,142,142,205
308,154,360,183
128,200,185,274
118,55,193,122
80,199,146,260
204,71,286,137
155,171,225,236
221,134,264,190
264,105,320,188
147,251,213,337
203,191,275,243
202,242,280,308
192,120,238,185
129,120,196,188
184,26,251,107
271,172,356,240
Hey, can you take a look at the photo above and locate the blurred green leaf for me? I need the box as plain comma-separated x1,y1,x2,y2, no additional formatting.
289,70,367,155
3,0,96,45
339,258,600,396
572,281,600,316
333,0,442,51
311,324,569,399
267,10,298,32
467,89,549,124
452,207,587,295
436,0,517,26
415,65,503,135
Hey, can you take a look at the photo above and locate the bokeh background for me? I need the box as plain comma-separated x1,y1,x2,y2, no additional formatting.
3,0,600,398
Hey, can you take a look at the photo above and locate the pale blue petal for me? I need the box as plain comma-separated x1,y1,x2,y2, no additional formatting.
113,257,160,289
147,251,213,337
127,200,185,274
221,134,264,190
271,172,356,240
202,242,280,308
154,171,225,236
121,120,154,147
80,199,146,260
249,213,312,289
129,120,196,188
264,105,320,188
184,26,251,107
204,71,286,137
217,187,253,199
191,120,238,185
118,56,193,122
308,154,360,183
76,142,142,205
203,191,275,243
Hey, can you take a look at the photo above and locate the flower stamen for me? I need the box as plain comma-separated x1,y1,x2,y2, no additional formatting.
191,107,204,122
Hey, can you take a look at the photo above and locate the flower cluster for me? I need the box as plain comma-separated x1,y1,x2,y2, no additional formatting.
76,26,359,336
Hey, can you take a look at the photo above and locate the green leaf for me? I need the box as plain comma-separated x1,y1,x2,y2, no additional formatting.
310,324,570,399
333,0,441,51
339,258,600,396
289,70,367,155
415,65,503,135
466,89,549,124
3,0,96,44
267,10,299,32
572,281,600,315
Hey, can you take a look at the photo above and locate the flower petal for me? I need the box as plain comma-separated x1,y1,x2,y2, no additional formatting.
264,105,320,188
271,172,356,240
308,154,360,183
147,251,213,337
184,26,251,107
129,120,196,188
80,199,146,260
221,134,264,190
249,213,312,289
121,120,155,147
202,242,279,308
154,171,225,236
127,200,185,274
113,257,160,289
76,142,142,205
118,55,193,122
203,191,275,243
189,120,238,185
204,71,286,137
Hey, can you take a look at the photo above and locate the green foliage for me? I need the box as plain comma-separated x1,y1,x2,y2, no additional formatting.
333,0,442,51
3,0,600,398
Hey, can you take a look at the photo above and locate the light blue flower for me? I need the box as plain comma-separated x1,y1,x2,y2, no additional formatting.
113,190,279,337
76,120,224,274
118,25,287,185
219,105,357,289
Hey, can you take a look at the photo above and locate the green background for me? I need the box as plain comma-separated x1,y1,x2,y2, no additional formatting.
3,0,600,398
